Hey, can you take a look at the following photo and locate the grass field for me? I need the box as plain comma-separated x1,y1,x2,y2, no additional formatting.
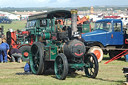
0,21,127,85
0,20,27,35
0,55,127,85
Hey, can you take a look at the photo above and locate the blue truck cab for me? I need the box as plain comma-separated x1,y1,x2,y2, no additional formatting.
82,19,124,46
81,19,127,62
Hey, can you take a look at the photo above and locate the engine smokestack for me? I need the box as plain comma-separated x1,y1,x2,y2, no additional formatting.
71,9,78,37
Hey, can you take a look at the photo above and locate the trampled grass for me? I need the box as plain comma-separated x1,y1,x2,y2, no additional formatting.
0,21,126,85
0,55,127,85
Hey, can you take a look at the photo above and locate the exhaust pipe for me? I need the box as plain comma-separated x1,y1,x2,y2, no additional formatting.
71,9,78,37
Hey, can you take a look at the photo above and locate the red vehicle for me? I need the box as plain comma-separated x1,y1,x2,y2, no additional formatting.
104,16,120,19
6,30,34,61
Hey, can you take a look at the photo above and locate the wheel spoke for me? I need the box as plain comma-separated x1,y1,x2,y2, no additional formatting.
32,50,39,71
34,64,38,71
57,70,60,75
90,63,94,68
87,68,93,76
90,68,94,74
58,68,62,75
35,49,39,57
92,63,96,68
57,58,63,75
89,56,93,62
59,68,63,74
59,58,63,64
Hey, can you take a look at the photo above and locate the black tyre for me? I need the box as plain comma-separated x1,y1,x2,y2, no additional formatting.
30,42,45,75
19,45,30,61
84,53,99,78
54,53,68,80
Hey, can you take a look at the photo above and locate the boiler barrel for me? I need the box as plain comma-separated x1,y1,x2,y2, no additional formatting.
63,39,86,58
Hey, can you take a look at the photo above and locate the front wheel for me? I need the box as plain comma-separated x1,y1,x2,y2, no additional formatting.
19,45,31,61
84,53,99,78
54,53,68,80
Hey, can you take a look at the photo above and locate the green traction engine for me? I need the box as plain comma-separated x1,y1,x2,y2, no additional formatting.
29,9,99,80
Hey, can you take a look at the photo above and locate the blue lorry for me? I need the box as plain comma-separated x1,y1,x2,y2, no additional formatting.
82,19,128,62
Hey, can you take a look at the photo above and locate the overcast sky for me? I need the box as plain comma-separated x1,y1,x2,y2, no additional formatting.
0,0,128,7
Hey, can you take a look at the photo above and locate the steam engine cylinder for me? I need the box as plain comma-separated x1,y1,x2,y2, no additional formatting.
41,32,51,40
63,39,86,58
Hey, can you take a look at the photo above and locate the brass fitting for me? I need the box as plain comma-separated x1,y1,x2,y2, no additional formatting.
71,9,78,14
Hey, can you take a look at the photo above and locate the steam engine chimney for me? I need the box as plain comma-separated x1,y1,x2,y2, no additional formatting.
71,9,78,37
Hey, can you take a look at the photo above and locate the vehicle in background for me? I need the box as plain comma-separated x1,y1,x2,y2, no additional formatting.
103,16,120,19
82,19,128,62
6,29,33,61
120,16,128,26
0,17,12,24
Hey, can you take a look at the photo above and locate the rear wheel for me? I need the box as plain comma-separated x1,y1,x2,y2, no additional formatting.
88,46,103,62
84,53,99,78
54,53,68,80
30,42,45,75
19,45,30,61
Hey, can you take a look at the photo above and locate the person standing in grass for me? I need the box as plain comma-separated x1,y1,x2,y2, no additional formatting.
1,38,10,63
0,38,3,63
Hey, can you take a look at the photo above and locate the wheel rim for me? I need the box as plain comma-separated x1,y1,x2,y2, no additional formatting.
93,50,101,59
84,53,98,78
22,50,29,59
23,52,29,58
55,56,64,79
19,46,31,61
31,44,40,74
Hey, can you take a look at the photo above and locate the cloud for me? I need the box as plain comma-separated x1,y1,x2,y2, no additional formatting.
0,0,127,8
36,0,50,3
47,0,71,7
56,0,70,3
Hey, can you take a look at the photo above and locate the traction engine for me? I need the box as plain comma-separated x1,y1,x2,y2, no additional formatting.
29,9,99,80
